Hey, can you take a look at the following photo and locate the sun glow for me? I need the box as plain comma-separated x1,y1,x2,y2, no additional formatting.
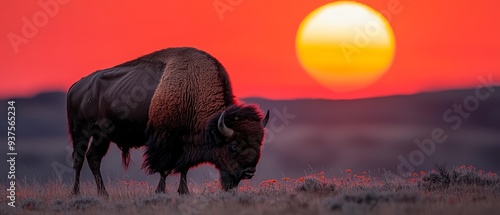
296,1,395,92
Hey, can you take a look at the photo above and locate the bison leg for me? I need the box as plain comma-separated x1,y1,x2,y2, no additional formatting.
86,136,111,196
71,135,90,195
177,169,190,195
155,171,170,194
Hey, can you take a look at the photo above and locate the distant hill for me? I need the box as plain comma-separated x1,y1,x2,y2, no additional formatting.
245,87,500,128
3,87,497,138
1,91,67,137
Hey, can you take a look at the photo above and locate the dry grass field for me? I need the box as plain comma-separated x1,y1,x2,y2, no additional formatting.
2,164,499,215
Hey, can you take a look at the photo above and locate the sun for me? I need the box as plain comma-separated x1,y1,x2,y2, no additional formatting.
296,1,395,92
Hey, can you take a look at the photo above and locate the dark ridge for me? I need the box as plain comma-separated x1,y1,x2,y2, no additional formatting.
1,86,499,138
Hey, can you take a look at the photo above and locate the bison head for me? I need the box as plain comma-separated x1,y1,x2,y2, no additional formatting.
210,105,269,191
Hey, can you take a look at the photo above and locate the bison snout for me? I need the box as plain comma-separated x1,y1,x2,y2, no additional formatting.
241,167,256,179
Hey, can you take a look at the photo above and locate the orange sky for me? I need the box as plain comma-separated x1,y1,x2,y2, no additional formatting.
1,0,499,100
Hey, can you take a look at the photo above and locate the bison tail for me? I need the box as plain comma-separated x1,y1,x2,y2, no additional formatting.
121,147,131,171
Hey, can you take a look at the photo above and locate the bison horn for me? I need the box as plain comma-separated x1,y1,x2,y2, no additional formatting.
262,110,270,128
218,111,234,137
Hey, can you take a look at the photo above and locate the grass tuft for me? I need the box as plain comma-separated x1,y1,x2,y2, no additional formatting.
133,194,172,208
67,196,102,210
21,198,43,210
324,190,420,212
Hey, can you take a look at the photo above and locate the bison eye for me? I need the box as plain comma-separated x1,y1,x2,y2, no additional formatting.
230,142,239,153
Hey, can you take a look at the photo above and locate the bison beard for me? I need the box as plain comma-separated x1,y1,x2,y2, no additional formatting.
67,47,268,196
220,170,241,191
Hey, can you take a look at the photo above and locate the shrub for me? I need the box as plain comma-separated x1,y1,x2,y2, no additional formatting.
296,177,335,192
421,163,500,190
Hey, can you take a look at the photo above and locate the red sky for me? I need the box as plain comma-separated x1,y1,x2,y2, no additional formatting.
1,0,499,100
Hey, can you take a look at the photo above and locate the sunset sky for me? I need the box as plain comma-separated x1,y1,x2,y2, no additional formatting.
1,0,499,100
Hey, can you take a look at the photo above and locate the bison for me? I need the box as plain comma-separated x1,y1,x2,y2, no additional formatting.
67,47,269,196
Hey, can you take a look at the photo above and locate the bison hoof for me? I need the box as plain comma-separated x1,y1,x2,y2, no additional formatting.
155,189,166,194
71,187,80,196
98,191,109,197
177,189,190,195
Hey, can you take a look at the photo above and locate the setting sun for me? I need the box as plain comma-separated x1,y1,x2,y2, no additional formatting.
296,1,395,92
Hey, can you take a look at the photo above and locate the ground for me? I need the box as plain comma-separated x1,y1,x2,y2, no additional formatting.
2,164,499,215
